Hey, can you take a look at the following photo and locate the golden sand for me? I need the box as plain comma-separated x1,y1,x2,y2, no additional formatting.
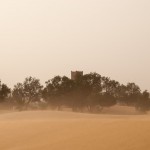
0,110,150,150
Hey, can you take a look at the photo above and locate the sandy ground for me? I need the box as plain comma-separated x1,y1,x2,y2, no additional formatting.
0,110,150,150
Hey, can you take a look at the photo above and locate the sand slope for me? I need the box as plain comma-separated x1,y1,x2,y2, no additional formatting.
0,111,150,150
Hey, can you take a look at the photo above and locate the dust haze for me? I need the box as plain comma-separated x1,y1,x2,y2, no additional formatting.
1,110,150,150
0,71,150,149
1,0,150,149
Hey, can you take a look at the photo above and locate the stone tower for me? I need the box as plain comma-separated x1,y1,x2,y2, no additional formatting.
71,71,83,80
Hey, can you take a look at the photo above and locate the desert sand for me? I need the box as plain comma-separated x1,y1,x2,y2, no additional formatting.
0,109,150,150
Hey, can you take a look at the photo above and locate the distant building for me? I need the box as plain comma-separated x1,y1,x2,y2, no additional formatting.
71,71,83,80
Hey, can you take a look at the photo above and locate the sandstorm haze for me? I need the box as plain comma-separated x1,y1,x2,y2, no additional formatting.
0,0,150,90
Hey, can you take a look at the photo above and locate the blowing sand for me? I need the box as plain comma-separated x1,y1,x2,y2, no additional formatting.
0,110,150,150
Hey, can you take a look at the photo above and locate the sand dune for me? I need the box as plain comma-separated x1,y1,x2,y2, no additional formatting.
0,110,150,150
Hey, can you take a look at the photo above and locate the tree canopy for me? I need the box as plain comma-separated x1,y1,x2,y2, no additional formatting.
0,72,149,113
0,81,11,103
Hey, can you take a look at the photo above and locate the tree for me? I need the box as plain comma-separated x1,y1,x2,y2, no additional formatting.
12,77,43,108
125,83,141,105
82,73,102,112
86,77,118,112
43,76,75,110
43,73,118,112
0,81,11,103
12,83,25,106
99,93,116,107
23,77,43,103
136,90,150,112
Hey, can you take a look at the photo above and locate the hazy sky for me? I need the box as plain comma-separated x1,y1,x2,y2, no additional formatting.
0,0,150,90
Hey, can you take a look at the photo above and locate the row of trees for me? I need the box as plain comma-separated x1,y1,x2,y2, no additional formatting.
0,72,150,113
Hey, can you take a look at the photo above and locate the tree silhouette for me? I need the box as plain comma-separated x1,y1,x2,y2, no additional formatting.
12,77,43,109
8,72,150,113
136,90,150,112
0,81,11,103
